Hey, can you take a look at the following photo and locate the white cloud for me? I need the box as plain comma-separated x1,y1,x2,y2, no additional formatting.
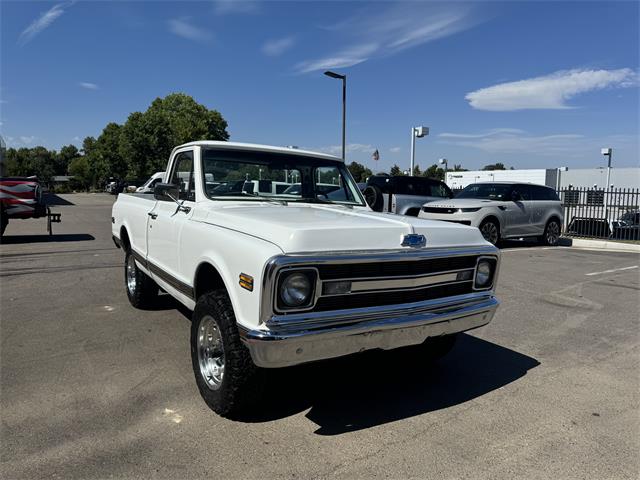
295,3,481,73
19,136,37,145
389,147,401,153
168,17,213,43
78,82,99,90
438,128,637,157
314,143,374,156
213,0,261,15
466,68,639,111
18,2,71,46
296,43,378,74
262,36,295,57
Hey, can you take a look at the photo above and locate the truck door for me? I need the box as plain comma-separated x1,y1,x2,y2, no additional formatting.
146,149,196,291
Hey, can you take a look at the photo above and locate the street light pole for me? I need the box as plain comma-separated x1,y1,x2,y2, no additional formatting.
410,128,416,177
410,126,429,176
324,71,347,161
439,158,448,182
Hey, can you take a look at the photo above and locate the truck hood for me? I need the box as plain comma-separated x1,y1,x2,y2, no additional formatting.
425,198,503,209
194,202,488,253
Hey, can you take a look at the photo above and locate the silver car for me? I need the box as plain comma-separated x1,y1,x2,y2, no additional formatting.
418,182,563,246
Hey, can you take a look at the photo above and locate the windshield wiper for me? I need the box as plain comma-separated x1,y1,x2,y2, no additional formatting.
240,191,288,205
297,197,332,204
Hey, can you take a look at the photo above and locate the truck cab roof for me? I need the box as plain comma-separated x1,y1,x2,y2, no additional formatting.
173,141,342,162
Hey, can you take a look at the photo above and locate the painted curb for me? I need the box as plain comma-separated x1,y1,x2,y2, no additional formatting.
567,237,640,253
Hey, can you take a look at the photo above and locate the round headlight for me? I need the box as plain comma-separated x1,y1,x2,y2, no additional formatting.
475,260,492,288
280,272,313,307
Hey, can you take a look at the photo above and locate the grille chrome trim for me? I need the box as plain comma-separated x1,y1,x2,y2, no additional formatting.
260,245,500,325
349,269,471,293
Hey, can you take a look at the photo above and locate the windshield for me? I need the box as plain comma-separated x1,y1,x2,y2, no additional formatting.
201,148,365,206
456,183,512,201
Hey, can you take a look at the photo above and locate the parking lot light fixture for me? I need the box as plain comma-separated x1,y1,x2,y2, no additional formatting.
439,158,448,179
324,71,347,161
410,126,429,177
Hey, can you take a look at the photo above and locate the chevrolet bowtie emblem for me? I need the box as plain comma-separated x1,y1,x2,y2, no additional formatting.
401,234,426,248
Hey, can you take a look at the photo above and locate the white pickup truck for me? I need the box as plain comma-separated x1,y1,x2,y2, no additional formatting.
111,141,500,417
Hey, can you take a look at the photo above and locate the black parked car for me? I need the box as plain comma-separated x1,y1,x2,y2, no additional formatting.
363,175,453,216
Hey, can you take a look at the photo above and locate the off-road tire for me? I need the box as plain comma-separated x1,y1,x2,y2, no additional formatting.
418,334,458,361
124,250,158,308
363,185,384,212
191,290,264,418
539,219,561,246
479,219,500,246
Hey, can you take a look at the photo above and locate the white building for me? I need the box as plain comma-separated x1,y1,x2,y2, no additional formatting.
446,168,640,190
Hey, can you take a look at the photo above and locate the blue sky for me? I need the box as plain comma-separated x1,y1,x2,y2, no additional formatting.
1,0,639,172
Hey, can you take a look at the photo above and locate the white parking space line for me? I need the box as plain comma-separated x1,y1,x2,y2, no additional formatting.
585,265,638,276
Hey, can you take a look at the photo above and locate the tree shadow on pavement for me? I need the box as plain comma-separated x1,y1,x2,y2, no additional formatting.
241,334,539,435
0,234,95,244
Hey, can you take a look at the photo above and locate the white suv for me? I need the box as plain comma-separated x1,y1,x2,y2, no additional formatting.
418,182,563,246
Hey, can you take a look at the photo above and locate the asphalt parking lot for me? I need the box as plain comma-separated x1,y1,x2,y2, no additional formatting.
1,193,639,479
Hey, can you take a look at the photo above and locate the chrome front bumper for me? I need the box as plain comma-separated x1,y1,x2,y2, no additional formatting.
239,293,499,368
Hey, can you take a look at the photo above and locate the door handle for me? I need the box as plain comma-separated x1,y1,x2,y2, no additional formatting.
148,212,158,219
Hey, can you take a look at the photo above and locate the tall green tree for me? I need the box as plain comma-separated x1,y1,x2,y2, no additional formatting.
390,164,403,176
56,144,79,175
424,164,445,180
68,156,91,190
90,123,126,186
119,93,229,178
347,161,373,182
482,162,507,171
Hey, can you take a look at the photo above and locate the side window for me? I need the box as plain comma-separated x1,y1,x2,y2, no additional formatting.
316,166,355,202
512,185,531,201
538,186,559,201
429,183,451,198
528,185,544,201
170,151,195,201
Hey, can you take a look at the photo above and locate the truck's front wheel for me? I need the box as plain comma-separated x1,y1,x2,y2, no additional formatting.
124,250,158,308
191,291,264,417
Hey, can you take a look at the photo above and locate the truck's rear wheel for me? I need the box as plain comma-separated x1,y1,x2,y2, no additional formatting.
191,290,264,418
124,250,158,308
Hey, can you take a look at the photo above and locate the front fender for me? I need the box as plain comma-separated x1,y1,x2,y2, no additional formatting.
181,221,282,330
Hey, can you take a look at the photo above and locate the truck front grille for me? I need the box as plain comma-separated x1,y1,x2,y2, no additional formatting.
314,281,473,312
316,255,477,280
309,255,481,312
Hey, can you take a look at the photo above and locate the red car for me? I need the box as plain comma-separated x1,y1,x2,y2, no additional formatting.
0,177,61,236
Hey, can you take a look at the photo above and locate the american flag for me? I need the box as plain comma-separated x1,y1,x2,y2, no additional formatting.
372,149,379,161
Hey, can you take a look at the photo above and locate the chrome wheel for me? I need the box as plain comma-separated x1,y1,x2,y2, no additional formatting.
480,221,499,245
197,315,225,390
126,254,137,294
546,221,560,245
